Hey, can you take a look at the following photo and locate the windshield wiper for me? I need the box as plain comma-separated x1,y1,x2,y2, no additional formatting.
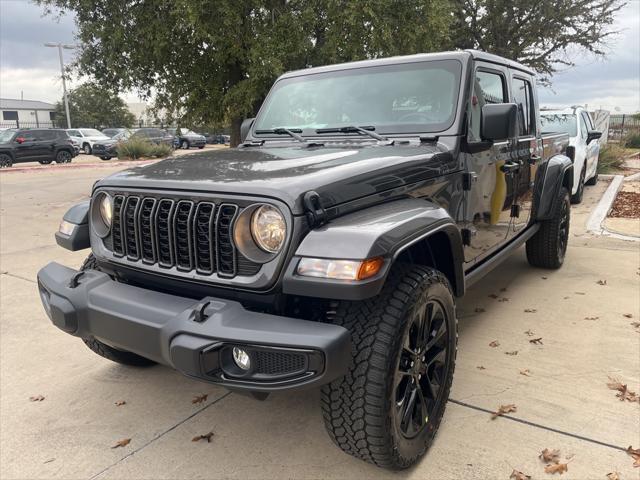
254,127,306,143
315,125,388,141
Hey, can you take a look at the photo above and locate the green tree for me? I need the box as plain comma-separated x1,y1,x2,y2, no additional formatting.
54,83,135,128
450,0,625,82
38,0,451,145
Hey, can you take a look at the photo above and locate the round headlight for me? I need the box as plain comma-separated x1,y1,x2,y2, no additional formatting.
99,194,113,227
251,205,286,253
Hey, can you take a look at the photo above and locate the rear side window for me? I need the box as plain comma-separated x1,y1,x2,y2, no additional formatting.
39,130,56,140
469,69,507,141
511,77,534,136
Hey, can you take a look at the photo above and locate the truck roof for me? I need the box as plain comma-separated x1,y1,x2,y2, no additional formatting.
280,49,536,79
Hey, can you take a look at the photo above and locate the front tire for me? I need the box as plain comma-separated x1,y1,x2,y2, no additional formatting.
0,153,14,168
181,140,190,149
526,186,570,269
321,265,457,469
79,255,156,367
82,143,92,155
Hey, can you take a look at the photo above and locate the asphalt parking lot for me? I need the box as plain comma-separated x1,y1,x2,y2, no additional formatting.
1,162,638,479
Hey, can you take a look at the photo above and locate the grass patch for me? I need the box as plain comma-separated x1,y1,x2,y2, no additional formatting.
116,137,173,160
598,144,627,173
623,132,640,149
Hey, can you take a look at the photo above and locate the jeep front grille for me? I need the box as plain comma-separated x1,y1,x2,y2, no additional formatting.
107,193,260,278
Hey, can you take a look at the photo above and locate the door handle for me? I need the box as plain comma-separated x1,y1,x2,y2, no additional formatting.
500,161,521,173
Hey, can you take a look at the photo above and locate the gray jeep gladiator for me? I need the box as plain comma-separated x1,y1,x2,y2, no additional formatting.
38,50,575,469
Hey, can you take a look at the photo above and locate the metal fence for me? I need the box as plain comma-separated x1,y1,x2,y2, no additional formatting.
608,114,640,140
0,121,59,129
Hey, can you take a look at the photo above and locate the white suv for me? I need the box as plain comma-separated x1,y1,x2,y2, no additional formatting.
540,107,602,204
65,128,110,155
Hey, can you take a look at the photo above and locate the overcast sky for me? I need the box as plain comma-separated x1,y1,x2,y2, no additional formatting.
1,0,639,113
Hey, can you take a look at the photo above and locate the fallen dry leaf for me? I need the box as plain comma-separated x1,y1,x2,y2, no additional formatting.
43,458,55,464
623,313,633,318
524,329,535,336
529,337,543,345
597,279,607,285
627,445,640,467
489,340,500,348
607,378,640,403
574,291,586,295
477,365,486,370
631,321,640,329
524,309,537,313
491,404,517,419
510,469,531,480
498,297,509,302
584,316,599,321
475,307,486,313
29,395,45,402
489,294,499,299
544,462,568,474
192,431,214,443
541,276,548,280
606,472,620,480
505,350,518,356
192,394,208,404
519,369,532,377
539,448,561,463
115,400,126,406
111,438,131,449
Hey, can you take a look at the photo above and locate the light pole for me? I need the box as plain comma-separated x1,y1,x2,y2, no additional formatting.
44,42,75,128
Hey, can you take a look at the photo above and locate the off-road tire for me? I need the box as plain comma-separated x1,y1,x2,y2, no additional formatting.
571,165,585,204
0,153,13,168
79,254,156,367
526,186,570,269
321,264,457,469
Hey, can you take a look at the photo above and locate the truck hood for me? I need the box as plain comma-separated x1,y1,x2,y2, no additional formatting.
96,143,457,214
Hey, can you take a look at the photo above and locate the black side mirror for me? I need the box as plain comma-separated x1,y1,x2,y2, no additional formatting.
587,130,602,144
481,103,518,141
240,118,255,143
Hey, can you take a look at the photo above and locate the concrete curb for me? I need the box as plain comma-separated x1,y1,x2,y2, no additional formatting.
586,174,638,241
624,171,640,182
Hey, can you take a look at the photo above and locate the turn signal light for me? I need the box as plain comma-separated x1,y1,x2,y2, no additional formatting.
297,257,384,281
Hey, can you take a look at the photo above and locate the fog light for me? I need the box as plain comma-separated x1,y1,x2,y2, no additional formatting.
232,347,251,370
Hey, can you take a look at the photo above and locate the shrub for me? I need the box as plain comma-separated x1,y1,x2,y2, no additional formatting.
623,132,640,149
148,143,173,158
116,137,151,160
597,144,626,173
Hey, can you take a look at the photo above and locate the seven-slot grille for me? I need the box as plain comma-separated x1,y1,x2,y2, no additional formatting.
106,193,260,278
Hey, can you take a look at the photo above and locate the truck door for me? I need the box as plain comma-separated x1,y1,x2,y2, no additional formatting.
462,64,517,264
508,73,540,235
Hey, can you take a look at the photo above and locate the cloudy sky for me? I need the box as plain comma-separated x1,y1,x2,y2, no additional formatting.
1,0,639,113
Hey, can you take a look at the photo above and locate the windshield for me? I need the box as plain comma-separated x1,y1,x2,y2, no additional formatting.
0,130,16,142
113,130,132,140
254,60,462,135
540,114,577,137
80,129,107,137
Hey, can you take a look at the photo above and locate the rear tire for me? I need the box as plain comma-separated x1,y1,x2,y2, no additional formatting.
100,156,112,161
321,264,457,469
526,187,570,269
56,150,72,164
79,254,156,367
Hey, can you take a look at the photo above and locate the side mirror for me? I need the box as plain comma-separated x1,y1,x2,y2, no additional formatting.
15,137,25,144
240,118,255,143
587,130,602,144
481,103,518,141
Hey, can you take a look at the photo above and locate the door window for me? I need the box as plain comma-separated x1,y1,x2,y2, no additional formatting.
20,131,38,141
40,130,57,141
511,77,534,136
579,113,589,139
469,70,507,141
67,130,81,137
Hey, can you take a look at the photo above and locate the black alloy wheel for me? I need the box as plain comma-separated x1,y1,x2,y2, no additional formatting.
56,150,72,163
0,153,12,168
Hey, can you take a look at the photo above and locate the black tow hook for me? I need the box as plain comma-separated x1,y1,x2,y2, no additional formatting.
68,271,86,288
193,301,211,323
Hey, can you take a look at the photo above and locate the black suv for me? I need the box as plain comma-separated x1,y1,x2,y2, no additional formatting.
39,50,577,469
167,128,206,149
0,128,76,167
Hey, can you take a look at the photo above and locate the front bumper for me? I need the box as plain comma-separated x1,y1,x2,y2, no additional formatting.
37,262,350,392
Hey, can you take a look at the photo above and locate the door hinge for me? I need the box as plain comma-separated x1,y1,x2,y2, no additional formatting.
303,191,328,228
462,172,478,191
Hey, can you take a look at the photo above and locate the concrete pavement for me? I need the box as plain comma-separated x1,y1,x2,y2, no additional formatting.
1,166,638,479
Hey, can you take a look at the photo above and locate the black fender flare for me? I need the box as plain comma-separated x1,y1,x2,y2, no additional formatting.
535,154,573,221
55,200,90,251
282,198,464,301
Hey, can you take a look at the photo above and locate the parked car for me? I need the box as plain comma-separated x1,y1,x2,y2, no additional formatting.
206,133,230,145
0,128,76,167
101,128,128,138
40,50,574,470
93,128,177,160
66,128,111,155
541,107,601,203
167,128,206,149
